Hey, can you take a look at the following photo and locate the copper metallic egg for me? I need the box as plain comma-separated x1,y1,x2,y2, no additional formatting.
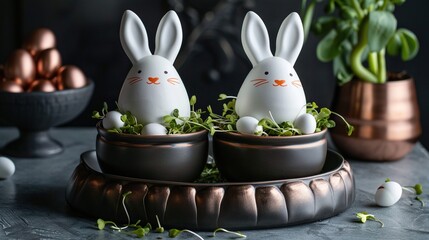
4,49,35,87
0,80,24,93
23,28,56,56
36,48,62,79
27,79,56,92
52,76,63,90
57,65,87,89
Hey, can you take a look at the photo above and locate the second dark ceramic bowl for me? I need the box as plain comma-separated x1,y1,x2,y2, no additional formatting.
213,130,327,182
96,123,209,182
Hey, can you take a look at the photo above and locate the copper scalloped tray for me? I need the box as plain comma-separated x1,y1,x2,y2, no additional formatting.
66,150,355,230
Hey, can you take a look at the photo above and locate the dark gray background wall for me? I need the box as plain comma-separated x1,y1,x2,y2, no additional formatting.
1,0,428,148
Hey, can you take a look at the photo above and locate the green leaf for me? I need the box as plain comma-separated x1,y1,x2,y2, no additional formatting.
391,0,406,5
367,11,397,52
414,184,423,195
398,29,419,60
169,229,181,238
333,55,354,84
102,102,108,115
92,111,102,119
313,16,336,36
339,5,357,19
317,30,340,62
120,114,127,123
172,109,179,118
190,95,197,106
218,93,227,100
132,227,149,238
387,32,402,56
97,219,106,230
324,0,335,14
317,25,353,62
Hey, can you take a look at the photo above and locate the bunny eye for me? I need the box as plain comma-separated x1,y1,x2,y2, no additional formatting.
264,71,269,75
289,73,293,77
137,70,142,74
164,71,168,74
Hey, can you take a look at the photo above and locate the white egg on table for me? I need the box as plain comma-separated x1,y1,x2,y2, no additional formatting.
375,181,403,207
141,123,167,135
0,156,15,179
237,116,260,135
102,111,124,129
294,113,317,134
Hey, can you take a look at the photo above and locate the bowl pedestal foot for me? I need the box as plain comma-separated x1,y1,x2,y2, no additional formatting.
2,129,63,158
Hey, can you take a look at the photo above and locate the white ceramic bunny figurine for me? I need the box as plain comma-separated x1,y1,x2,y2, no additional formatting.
117,10,190,135
235,11,316,135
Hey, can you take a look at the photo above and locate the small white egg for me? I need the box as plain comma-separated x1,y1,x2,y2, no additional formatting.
141,123,167,135
0,156,15,179
375,181,403,207
102,111,124,129
294,113,317,134
237,116,259,135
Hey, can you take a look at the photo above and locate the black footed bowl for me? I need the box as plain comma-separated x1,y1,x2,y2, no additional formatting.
0,80,94,158
96,122,209,182
213,129,327,182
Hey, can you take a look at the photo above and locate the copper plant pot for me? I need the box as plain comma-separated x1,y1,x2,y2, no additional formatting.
96,122,209,182
213,129,327,182
331,74,421,161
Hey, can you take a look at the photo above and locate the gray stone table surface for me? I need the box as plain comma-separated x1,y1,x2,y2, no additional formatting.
0,127,428,240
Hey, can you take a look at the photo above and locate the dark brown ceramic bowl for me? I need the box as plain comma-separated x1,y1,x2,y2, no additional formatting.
0,80,94,157
96,122,209,182
213,130,327,182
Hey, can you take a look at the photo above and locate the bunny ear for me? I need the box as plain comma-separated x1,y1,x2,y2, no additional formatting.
275,12,304,66
120,10,152,64
241,11,273,67
154,10,182,63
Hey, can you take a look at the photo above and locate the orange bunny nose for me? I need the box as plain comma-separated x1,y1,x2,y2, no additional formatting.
274,79,286,86
148,77,159,84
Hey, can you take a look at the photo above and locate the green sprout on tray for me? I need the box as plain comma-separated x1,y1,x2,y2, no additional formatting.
356,211,384,227
97,191,152,238
96,191,246,239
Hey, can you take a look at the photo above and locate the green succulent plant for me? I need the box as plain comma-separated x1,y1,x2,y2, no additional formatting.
301,0,419,84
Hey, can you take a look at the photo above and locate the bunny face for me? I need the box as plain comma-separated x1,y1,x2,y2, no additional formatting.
118,55,189,125
117,10,190,125
236,11,306,124
236,57,306,123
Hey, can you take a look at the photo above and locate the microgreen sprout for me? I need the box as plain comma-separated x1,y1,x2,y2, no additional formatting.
163,96,211,134
402,182,424,207
212,228,247,238
92,102,109,120
155,215,164,233
402,183,423,195
96,191,152,238
169,228,204,240
356,211,384,227
218,94,237,100
194,162,224,183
